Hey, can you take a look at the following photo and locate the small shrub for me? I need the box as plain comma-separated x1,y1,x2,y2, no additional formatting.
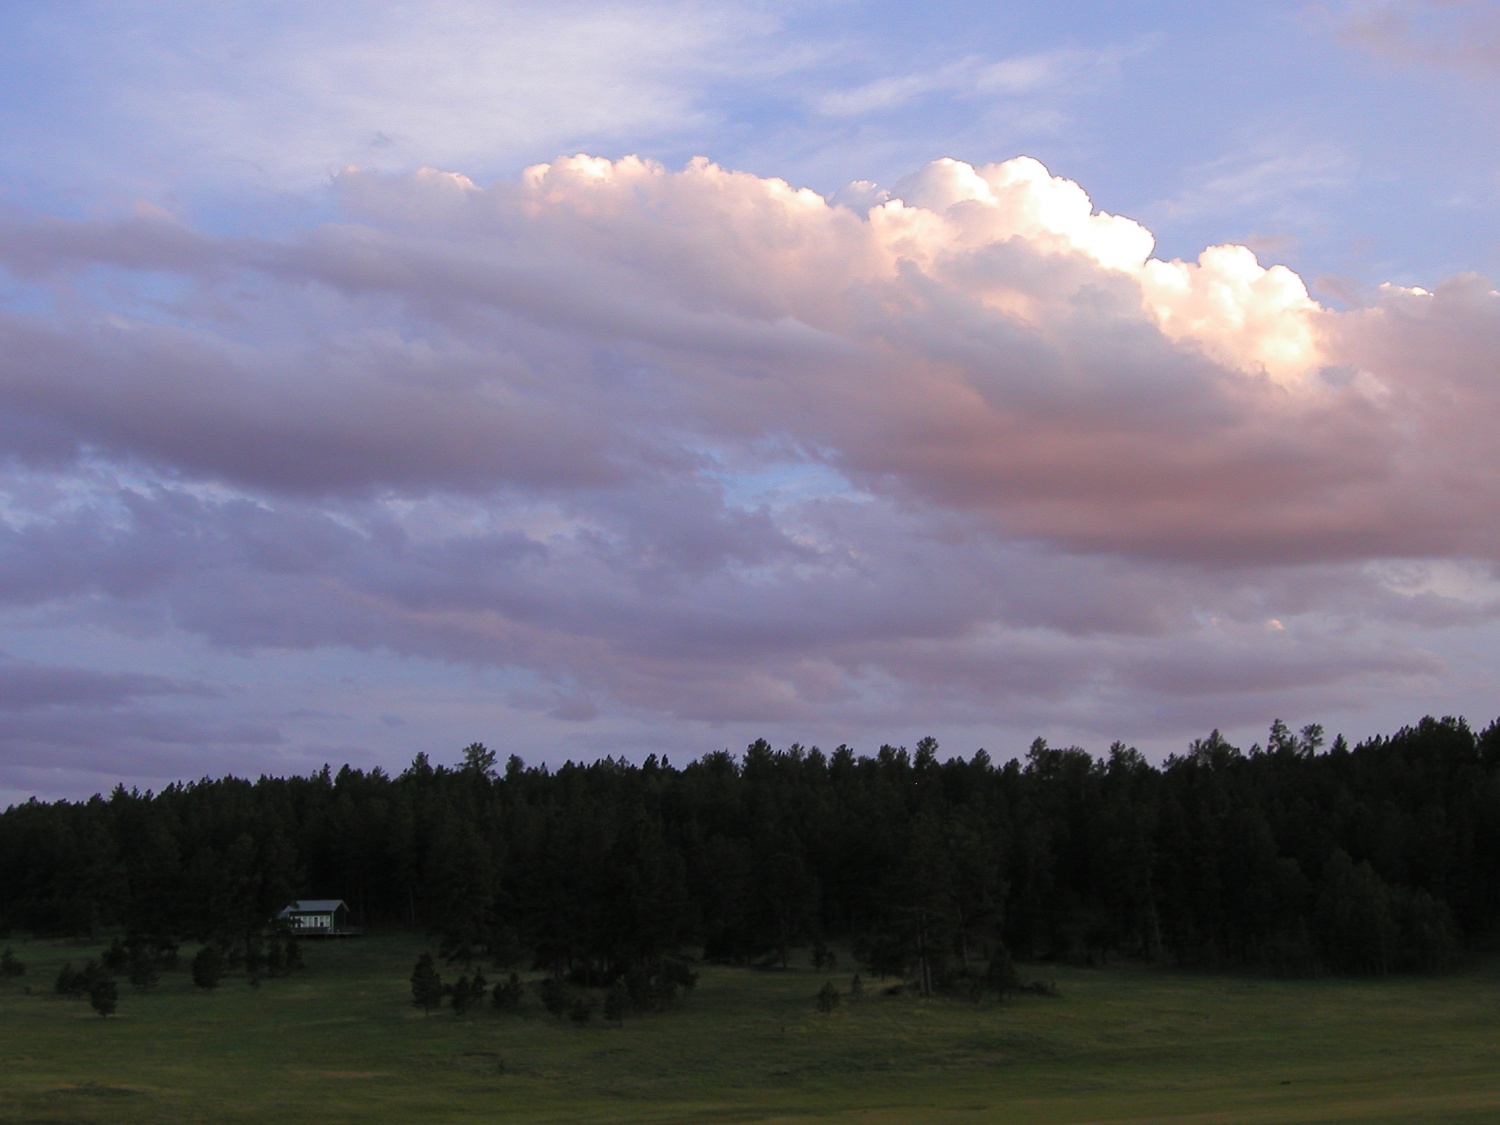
652,957,698,1007
816,980,840,1014
55,962,86,997
538,977,569,1017
604,979,628,1024
55,960,106,999
101,938,129,974
985,944,1021,999
89,977,118,1018
191,945,224,990
491,972,524,1013
127,946,160,990
243,936,265,982
812,937,831,971
0,948,25,978
623,966,653,1010
488,925,522,970
451,975,471,1016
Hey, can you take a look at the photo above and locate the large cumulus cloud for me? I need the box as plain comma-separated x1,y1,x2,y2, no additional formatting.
0,152,1496,789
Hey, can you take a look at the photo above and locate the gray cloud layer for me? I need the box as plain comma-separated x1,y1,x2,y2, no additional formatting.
1,153,1496,791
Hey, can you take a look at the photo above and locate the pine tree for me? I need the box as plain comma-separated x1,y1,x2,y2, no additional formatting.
89,977,119,1018
491,972,523,1012
127,945,159,990
0,948,24,977
410,952,444,1018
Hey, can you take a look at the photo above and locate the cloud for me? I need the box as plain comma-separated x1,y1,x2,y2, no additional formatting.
0,0,792,205
813,48,1118,117
2,151,1499,786
1338,1,1500,76
2,151,1489,570
1156,143,1353,226
0,651,276,799
0,655,212,712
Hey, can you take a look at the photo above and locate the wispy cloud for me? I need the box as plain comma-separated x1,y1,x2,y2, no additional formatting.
7,1,786,197
1155,141,1354,227
812,45,1137,118
1337,0,1500,77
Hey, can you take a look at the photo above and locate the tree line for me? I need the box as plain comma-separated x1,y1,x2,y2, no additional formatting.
2,715,1497,989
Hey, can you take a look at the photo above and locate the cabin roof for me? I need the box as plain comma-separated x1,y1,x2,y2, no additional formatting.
278,899,346,915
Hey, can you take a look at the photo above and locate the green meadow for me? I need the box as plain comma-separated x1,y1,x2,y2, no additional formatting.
2,935,1499,1124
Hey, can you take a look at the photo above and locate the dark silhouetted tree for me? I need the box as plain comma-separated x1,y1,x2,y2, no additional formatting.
55,962,86,997
985,943,1021,999
89,976,118,1018
604,978,628,1024
127,945,159,990
191,945,224,990
410,952,443,1017
816,980,840,1013
450,973,471,1016
491,972,524,1012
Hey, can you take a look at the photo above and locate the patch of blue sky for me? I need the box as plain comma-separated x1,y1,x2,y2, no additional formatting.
72,268,208,327
2,257,211,329
0,279,57,319
375,491,569,545
0,468,121,532
700,454,867,515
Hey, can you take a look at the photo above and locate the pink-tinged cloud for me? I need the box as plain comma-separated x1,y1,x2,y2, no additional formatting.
1340,1,1500,77
6,153,1494,563
0,153,1497,778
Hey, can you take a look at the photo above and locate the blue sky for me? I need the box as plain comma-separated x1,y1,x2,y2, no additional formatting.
3,1,1495,281
1,1,1499,800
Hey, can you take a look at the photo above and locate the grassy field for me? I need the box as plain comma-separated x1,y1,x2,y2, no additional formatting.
2,934,1498,1124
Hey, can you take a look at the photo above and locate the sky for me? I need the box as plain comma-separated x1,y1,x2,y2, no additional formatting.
1,0,1499,802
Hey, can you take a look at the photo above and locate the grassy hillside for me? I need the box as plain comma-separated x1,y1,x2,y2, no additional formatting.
2,934,1498,1123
